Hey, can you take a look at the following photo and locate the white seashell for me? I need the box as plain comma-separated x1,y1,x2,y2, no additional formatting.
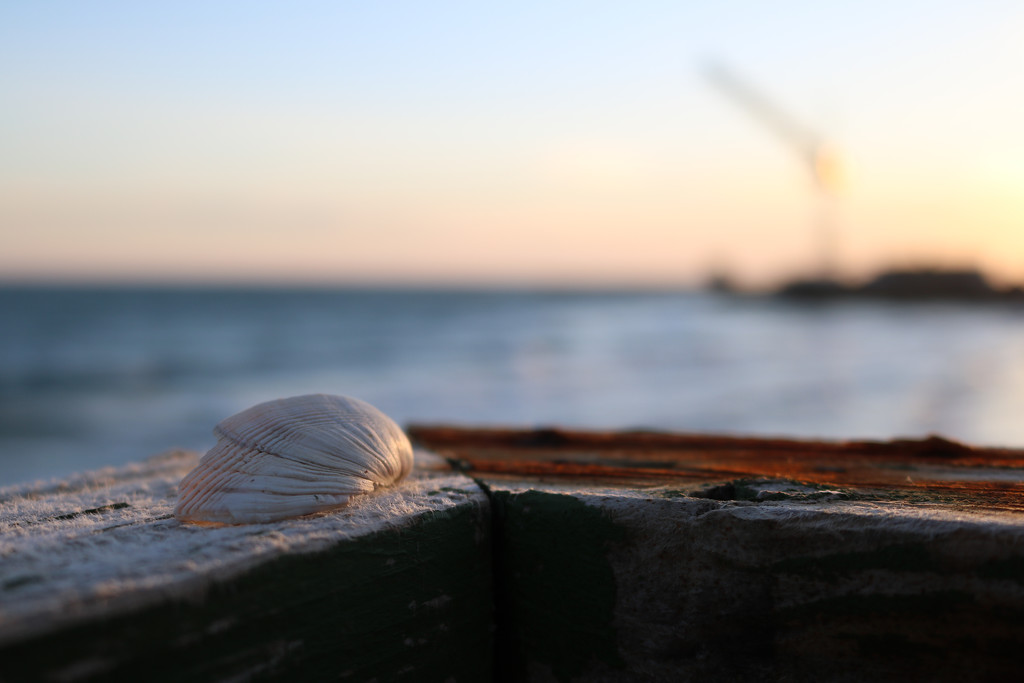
174,394,413,525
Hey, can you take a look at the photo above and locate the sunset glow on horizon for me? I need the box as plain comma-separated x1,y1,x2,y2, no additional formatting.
3,2,1023,289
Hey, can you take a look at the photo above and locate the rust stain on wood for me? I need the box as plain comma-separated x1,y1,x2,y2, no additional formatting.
407,425,1024,511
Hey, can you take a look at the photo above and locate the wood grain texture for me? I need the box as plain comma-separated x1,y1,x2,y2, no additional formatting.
0,449,492,682
412,426,1024,682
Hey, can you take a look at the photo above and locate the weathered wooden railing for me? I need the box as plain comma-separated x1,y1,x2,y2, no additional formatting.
3,429,1024,681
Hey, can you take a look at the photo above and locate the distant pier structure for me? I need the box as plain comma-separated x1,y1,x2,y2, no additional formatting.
702,62,1023,303
779,267,1024,302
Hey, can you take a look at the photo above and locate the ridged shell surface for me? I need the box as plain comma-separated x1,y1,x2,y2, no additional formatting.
175,394,413,524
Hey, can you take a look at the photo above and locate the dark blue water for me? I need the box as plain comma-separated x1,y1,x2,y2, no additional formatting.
3,285,1024,485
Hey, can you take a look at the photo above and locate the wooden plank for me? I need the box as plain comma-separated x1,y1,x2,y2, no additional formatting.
409,425,1024,510
410,425,1024,682
9,426,1024,681
0,449,492,682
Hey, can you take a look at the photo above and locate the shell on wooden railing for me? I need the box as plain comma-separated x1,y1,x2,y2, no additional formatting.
174,394,413,524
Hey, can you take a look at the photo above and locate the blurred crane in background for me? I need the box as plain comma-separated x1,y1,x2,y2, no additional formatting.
704,62,843,285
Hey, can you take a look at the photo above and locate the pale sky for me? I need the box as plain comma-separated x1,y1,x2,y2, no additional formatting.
2,1,1023,288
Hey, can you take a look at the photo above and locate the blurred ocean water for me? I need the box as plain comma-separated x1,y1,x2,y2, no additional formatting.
3,285,1024,486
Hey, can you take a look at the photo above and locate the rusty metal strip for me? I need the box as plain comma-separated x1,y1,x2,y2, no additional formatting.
409,425,1024,509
